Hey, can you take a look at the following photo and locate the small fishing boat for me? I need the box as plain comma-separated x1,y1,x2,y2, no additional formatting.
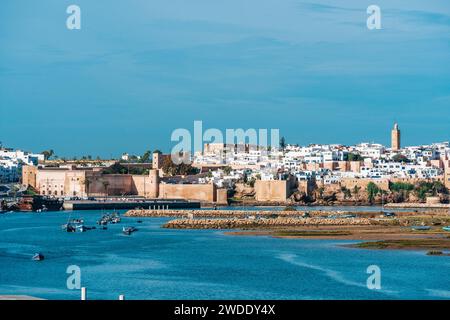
122,226,137,235
383,212,396,217
32,253,44,261
75,224,87,232
110,212,121,224
62,223,76,232
442,226,450,232
342,214,357,219
411,226,431,231
69,218,84,224
110,217,121,224
97,218,108,225
62,222,88,232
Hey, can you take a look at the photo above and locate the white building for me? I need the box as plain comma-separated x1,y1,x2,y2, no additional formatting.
0,148,44,183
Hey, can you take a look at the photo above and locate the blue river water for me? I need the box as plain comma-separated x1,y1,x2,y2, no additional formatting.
0,209,449,300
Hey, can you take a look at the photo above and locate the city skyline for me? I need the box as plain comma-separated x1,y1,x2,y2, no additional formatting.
1,0,449,157
1,122,449,160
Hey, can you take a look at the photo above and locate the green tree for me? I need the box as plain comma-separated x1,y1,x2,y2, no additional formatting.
41,149,54,160
247,177,256,188
389,182,414,192
392,154,410,163
367,182,380,203
340,186,351,199
141,150,151,163
415,181,448,201
161,157,199,176
346,153,363,161
223,166,232,175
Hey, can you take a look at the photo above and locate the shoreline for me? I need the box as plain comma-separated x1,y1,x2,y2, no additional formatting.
128,208,450,253
125,208,449,219
224,225,450,253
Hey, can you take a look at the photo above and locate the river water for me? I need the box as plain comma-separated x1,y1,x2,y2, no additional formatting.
0,208,449,300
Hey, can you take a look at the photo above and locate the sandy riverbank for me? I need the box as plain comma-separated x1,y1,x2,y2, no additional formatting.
225,224,450,252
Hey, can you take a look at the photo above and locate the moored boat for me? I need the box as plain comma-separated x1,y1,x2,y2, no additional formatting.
32,253,44,261
411,226,431,231
122,226,137,235
18,195,63,212
442,226,450,232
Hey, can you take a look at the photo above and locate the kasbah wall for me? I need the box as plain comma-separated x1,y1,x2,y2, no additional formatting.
22,164,225,204
22,153,450,204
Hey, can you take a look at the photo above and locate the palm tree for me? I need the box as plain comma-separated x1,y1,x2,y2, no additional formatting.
42,149,54,161
352,185,361,200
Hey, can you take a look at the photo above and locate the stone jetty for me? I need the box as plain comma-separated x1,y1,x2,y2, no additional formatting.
126,209,302,218
163,217,373,229
125,209,374,219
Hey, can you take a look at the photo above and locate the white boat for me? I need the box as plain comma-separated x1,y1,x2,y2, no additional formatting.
122,226,137,235
411,226,431,231
32,253,44,261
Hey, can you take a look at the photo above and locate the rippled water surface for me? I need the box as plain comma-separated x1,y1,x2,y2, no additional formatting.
0,210,449,300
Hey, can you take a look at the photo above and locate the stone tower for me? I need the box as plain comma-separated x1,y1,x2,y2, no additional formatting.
148,169,160,198
152,151,162,170
391,123,401,151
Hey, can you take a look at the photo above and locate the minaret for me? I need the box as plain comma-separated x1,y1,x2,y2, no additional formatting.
391,123,401,151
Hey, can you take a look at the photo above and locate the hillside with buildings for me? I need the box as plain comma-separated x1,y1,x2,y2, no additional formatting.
3,123,450,207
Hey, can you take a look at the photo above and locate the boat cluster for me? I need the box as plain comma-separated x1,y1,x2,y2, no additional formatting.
97,212,121,228
61,218,96,233
60,212,139,236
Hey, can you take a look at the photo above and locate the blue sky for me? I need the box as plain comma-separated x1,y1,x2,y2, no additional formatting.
0,0,449,157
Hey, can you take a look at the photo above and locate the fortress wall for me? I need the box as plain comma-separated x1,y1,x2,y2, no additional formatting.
159,183,216,203
86,174,133,196
255,180,288,202
340,178,390,191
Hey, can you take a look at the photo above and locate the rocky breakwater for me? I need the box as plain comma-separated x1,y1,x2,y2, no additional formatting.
163,217,373,229
125,209,306,218
125,209,383,218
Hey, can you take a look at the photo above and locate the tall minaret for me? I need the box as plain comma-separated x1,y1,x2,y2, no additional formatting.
391,123,401,151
